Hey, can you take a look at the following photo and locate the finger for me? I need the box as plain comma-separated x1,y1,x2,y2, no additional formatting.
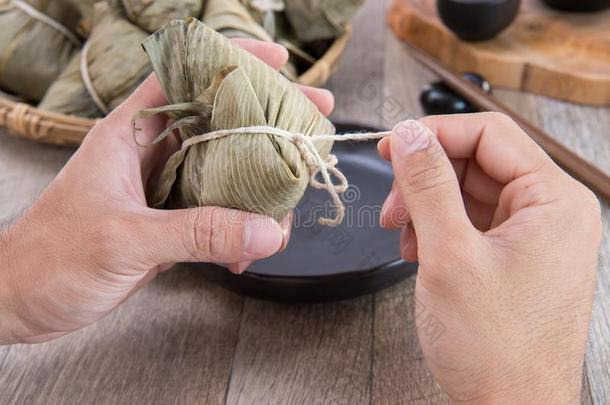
400,223,418,263
380,182,411,229
226,211,293,275
463,193,495,231
460,159,503,207
232,38,289,70
489,170,566,230
421,112,553,185
378,138,390,161
381,158,500,230
390,120,476,252
137,207,283,266
297,85,335,117
105,74,168,135
382,126,502,207
90,73,172,166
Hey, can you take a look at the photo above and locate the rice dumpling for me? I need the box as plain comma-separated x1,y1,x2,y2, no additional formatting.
39,2,150,117
38,51,104,118
284,0,365,42
140,19,335,222
121,0,204,33
203,0,271,41
0,0,81,101
66,0,98,35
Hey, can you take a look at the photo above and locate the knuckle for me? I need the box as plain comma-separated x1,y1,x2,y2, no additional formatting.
481,111,518,129
574,185,602,234
190,207,245,261
400,151,453,194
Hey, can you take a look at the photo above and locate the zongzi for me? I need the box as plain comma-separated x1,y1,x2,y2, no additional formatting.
66,0,98,35
203,0,271,41
0,0,81,101
139,19,335,222
284,0,365,42
39,1,150,117
204,0,303,81
121,0,204,33
38,51,104,118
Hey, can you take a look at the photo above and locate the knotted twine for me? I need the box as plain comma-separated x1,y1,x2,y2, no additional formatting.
135,122,394,226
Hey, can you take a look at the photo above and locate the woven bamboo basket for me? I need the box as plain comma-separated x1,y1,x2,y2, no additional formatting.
0,26,351,147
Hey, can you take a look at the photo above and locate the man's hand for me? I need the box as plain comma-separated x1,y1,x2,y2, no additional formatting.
0,39,334,345
378,113,601,404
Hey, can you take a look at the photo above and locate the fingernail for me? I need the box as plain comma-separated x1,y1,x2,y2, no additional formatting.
229,261,252,275
319,88,333,99
391,120,432,157
244,215,283,257
377,138,388,153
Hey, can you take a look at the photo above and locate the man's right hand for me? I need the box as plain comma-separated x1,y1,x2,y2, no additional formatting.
378,113,602,404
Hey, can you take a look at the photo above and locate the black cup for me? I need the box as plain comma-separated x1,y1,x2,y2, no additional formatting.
437,0,522,41
543,0,610,12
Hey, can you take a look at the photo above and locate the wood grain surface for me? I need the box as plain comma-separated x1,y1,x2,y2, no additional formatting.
1,0,609,403
388,0,610,106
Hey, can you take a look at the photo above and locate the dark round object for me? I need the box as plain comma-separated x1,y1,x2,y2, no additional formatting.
420,72,492,115
420,86,477,115
542,0,610,11
437,0,522,41
461,72,493,94
191,124,418,302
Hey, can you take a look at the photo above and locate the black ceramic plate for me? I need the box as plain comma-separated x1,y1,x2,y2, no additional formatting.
192,123,418,301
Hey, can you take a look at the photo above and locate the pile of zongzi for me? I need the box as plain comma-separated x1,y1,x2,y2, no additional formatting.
0,0,81,101
0,0,365,119
40,1,151,117
139,18,335,221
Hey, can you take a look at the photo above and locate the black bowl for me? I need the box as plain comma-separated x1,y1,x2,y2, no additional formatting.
190,123,418,302
542,0,610,12
437,0,521,41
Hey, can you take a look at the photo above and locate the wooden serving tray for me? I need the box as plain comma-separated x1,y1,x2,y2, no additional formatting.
388,0,610,106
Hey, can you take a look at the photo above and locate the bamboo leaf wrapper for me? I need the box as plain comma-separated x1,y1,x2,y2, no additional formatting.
143,19,335,221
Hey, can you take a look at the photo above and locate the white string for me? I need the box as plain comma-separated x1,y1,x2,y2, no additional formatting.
250,0,285,12
181,126,392,226
250,0,284,38
80,41,109,115
10,0,81,47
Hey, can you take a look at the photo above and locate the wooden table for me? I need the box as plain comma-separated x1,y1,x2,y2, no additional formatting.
1,0,608,403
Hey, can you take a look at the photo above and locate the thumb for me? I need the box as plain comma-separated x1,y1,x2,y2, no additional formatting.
390,120,475,251
138,207,283,266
